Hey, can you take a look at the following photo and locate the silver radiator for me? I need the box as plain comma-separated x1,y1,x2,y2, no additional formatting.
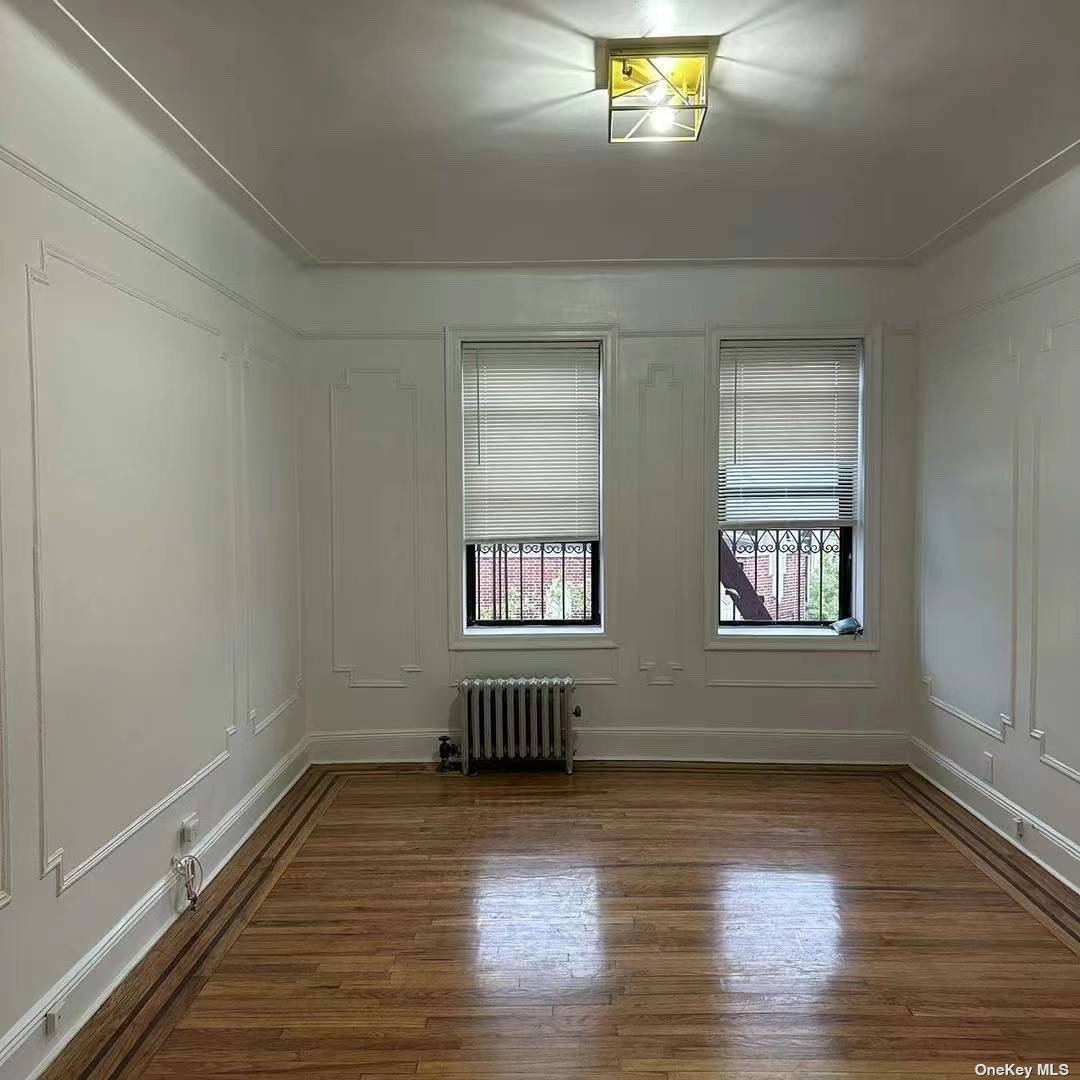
458,677,576,774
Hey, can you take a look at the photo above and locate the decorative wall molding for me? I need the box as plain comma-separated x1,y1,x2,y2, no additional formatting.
638,660,685,685
330,368,423,687
925,255,1080,329
636,362,687,685
620,329,705,339
707,677,878,689
1023,319,1080,786
241,347,304,735
33,0,319,262
301,329,445,342
0,734,309,1080
919,335,1018,744
910,736,1080,894
0,143,299,336
45,728,237,896
0,451,11,911
909,134,1080,263
26,244,240,894
921,675,1008,743
254,692,300,737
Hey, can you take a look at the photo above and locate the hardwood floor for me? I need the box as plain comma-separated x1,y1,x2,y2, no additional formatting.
46,766,1080,1079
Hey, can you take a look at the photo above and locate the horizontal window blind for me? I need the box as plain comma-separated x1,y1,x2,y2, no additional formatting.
463,340,601,543
718,338,862,527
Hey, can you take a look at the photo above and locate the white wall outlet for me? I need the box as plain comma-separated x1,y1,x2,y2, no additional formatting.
982,751,994,783
44,1005,62,1036
180,813,200,846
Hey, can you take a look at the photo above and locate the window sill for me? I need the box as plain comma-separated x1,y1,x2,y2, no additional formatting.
706,626,878,652
451,627,617,652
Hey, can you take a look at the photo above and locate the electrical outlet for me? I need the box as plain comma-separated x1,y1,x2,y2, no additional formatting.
180,813,200,846
982,752,994,783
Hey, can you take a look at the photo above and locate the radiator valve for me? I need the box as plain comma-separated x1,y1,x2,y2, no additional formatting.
437,735,462,772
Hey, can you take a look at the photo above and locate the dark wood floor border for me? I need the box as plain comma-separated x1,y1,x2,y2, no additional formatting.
887,767,1080,955
42,766,343,1080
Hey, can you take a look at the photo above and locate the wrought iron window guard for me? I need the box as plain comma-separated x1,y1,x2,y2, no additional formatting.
467,541,600,627
719,527,852,626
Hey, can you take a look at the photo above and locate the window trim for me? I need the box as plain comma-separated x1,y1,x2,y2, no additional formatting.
445,326,618,651
703,324,882,652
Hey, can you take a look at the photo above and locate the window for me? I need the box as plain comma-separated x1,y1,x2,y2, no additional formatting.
715,338,862,628
461,340,602,628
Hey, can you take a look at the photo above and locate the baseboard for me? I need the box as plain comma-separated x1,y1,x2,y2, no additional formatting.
0,736,310,1080
910,736,1080,895
307,726,909,766
307,729,443,763
575,726,910,764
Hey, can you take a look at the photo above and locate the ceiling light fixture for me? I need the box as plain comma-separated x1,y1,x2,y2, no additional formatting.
605,37,714,144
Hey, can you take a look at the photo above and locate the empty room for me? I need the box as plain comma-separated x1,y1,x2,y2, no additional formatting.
1,0,1080,1077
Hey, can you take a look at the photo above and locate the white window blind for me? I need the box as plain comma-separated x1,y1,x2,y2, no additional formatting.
462,340,601,543
717,338,862,527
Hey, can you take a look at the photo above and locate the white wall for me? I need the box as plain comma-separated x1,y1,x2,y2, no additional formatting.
915,162,1080,891
296,265,922,765
0,2,305,1075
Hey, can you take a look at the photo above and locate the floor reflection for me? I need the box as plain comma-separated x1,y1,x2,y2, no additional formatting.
716,868,841,981
471,862,604,986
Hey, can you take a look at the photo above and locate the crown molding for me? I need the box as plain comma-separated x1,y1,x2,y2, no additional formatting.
907,133,1080,261
0,143,302,337
45,0,318,266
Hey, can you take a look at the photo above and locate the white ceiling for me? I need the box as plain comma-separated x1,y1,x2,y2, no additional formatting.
42,0,1080,264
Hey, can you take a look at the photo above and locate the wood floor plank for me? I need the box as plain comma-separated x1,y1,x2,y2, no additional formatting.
51,765,1080,1079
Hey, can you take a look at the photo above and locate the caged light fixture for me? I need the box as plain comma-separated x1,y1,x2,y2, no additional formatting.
606,38,714,144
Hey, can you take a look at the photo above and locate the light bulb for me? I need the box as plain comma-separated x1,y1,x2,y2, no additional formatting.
651,107,675,131
647,82,667,104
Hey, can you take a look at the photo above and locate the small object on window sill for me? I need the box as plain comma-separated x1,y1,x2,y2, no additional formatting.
831,616,863,636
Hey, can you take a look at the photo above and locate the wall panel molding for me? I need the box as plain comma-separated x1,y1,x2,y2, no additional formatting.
926,255,1080,329
27,244,239,894
0,450,11,910
921,675,1009,742
636,362,687,685
242,347,304,735
330,368,423,687
0,144,298,336
919,335,1017,743
1024,318,1080,786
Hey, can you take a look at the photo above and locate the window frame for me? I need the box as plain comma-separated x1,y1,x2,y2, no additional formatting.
445,326,617,651
703,325,882,652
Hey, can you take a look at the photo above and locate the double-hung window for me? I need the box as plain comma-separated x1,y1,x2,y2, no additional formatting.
715,337,863,628
461,340,602,628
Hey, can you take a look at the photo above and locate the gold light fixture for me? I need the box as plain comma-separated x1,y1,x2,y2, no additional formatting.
606,38,713,144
